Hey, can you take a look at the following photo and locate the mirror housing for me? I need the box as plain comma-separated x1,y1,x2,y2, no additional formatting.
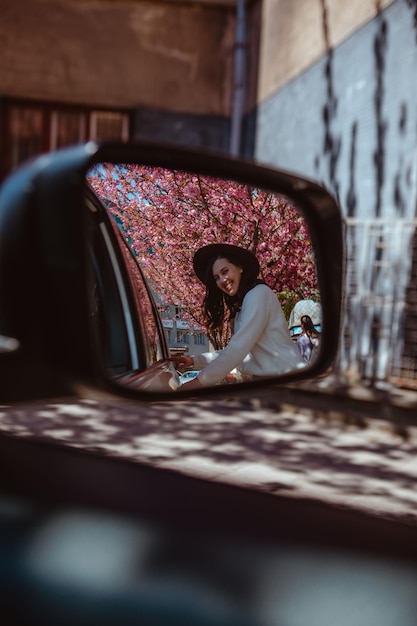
0,142,343,402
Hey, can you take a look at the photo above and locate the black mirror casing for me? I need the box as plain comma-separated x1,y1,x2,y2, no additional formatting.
0,145,98,400
0,142,344,402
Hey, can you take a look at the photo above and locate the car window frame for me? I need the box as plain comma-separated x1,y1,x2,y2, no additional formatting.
85,188,170,378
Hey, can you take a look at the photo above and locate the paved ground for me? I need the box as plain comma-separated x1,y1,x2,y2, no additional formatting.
1,379,417,525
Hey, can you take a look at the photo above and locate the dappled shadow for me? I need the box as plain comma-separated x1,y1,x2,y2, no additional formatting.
1,390,417,524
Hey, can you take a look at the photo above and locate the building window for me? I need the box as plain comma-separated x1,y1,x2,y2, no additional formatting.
9,106,44,172
1,97,131,180
194,333,207,346
50,110,86,150
176,331,189,345
90,111,129,142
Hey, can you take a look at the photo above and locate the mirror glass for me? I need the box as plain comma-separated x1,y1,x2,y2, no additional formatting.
86,163,322,393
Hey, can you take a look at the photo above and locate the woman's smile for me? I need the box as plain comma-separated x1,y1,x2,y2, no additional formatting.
212,257,243,296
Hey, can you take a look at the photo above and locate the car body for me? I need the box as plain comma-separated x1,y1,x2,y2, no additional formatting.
1,142,417,626
85,186,180,393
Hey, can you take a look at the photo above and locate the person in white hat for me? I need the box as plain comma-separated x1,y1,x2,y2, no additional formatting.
171,243,305,389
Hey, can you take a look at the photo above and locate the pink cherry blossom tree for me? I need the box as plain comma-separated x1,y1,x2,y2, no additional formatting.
88,163,319,348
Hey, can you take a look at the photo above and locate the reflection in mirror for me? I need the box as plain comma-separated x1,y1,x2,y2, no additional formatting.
86,163,322,393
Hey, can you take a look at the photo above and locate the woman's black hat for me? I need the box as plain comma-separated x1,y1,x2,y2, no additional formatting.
193,243,260,285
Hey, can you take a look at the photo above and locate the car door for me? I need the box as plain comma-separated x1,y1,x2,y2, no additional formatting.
85,188,179,392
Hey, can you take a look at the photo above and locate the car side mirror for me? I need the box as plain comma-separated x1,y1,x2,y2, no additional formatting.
0,142,343,401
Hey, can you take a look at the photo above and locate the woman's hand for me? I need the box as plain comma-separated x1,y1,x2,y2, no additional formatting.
181,377,203,391
169,355,194,372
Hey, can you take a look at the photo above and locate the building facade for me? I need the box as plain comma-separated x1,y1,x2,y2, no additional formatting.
155,301,210,357
252,0,417,385
1,0,246,179
2,0,417,386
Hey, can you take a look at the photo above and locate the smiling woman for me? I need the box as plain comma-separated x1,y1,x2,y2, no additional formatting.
171,243,305,389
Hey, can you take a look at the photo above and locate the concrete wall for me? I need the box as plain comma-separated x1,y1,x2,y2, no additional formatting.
1,0,234,115
257,0,395,103
254,0,417,382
